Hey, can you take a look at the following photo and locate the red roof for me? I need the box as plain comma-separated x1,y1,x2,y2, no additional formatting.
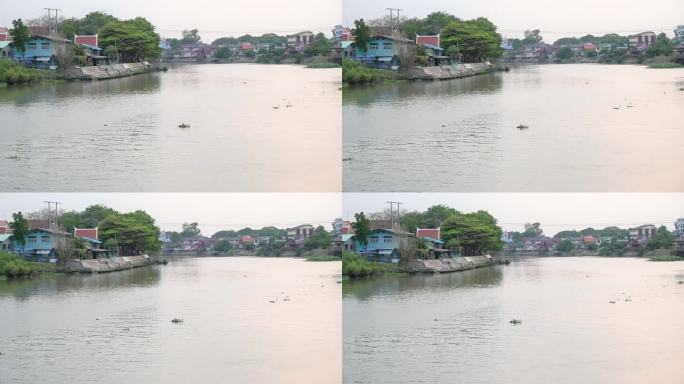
240,42,253,50
0,28,8,41
75,35,98,47
416,228,441,240
0,226,9,235
75,228,98,240
340,33,352,42
416,35,440,47
582,42,596,51
241,235,254,243
582,235,596,244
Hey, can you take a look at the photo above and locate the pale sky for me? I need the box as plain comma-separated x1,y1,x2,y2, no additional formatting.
3,0,341,42
343,0,684,43
342,193,684,236
0,193,341,236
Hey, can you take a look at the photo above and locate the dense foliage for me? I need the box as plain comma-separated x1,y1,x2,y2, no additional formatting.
59,12,118,40
9,19,29,59
0,252,50,278
351,212,371,248
0,59,45,85
401,12,458,39
342,252,387,277
98,210,161,256
441,211,503,256
99,17,161,62
441,17,503,62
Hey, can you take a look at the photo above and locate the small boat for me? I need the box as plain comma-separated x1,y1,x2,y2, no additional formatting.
171,318,183,323
342,157,352,162
178,123,190,128
516,124,528,130
509,319,522,324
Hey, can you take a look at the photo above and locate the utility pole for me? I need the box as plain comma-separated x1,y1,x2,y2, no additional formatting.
44,201,61,229
386,8,402,35
386,201,402,229
44,8,61,36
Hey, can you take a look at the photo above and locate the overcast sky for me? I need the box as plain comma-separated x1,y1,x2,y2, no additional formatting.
343,0,683,43
3,0,341,42
0,193,341,236
342,193,684,235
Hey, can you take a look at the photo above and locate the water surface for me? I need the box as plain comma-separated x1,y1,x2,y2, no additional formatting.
343,64,684,191
0,64,341,191
0,257,341,383
343,257,684,383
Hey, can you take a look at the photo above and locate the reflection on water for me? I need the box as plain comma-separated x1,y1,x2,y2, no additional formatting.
0,257,341,384
343,64,684,191
0,64,341,191
343,257,684,384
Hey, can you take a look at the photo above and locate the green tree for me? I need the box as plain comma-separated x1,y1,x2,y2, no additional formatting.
305,33,332,57
99,210,161,256
353,19,371,60
523,222,543,237
445,45,460,62
9,212,29,254
556,47,575,60
441,210,503,256
181,29,201,44
303,226,332,250
213,239,232,253
181,222,201,238
556,239,574,253
646,226,675,250
352,212,371,249
10,19,29,62
214,47,232,59
441,18,503,63
99,18,161,62
645,33,674,57
522,29,543,44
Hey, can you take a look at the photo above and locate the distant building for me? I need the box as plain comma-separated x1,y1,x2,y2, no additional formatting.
353,35,413,69
13,228,70,263
287,31,315,50
0,41,11,58
674,218,684,237
0,27,9,41
287,224,315,248
0,220,9,235
628,31,656,48
332,25,352,43
628,224,657,247
416,227,441,241
674,25,684,44
0,234,12,252
332,218,352,236
355,228,411,263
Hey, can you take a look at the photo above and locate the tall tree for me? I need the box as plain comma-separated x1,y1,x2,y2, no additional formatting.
352,212,371,249
99,18,161,62
441,18,503,63
181,222,201,238
99,210,161,256
441,210,503,256
353,19,371,60
10,19,30,62
9,212,29,254
181,29,201,44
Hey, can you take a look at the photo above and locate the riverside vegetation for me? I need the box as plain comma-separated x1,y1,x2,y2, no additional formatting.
0,252,53,278
0,59,53,86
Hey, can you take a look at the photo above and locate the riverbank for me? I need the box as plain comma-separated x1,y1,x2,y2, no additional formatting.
0,252,55,278
64,61,162,80
406,62,497,80
64,254,163,273
0,59,60,87
407,255,497,273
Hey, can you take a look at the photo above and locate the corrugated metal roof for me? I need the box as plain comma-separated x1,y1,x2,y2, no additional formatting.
0,234,12,241
0,41,11,49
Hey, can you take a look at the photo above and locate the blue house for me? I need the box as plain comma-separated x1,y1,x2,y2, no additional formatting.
13,35,70,69
354,35,413,70
355,228,412,263
13,228,70,263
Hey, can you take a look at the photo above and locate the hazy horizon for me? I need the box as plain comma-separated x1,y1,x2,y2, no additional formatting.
343,0,683,43
2,0,341,43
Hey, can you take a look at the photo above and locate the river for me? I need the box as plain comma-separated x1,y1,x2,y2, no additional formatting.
0,257,341,383
0,64,340,192
343,257,684,384
343,64,684,192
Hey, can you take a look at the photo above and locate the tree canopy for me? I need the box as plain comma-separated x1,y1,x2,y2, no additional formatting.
353,19,371,57
441,17,503,62
9,19,29,58
99,17,161,62
352,212,371,248
401,11,459,39
441,210,503,256
9,212,29,252
99,210,161,256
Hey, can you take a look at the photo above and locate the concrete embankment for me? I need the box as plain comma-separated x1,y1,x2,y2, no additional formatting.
407,255,495,273
64,255,159,273
407,62,495,80
65,62,156,80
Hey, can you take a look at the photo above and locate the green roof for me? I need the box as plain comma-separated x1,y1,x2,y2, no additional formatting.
0,234,12,241
0,41,11,49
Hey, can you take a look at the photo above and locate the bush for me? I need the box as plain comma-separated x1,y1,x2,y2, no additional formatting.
342,58,402,84
342,251,385,278
0,59,42,85
0,252,49,278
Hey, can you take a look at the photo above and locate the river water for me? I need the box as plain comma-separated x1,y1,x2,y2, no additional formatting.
343,64,684,192
0,257,341,383
343,257,684,384
0,64,341,192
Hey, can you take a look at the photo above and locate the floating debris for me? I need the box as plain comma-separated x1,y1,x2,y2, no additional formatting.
103,124,108,126
678,280,683,284
171,318,183,324
285,103,293,108
612,107,620,110
625,298,632,302
283,298,291,302
516,124,529,130
509,319,522,324
178,123,190,128
336,280,342,284
342,157,352,162
269,300,276,303
441,124,446,127
5,155,18,160
273,106,279,109
434,318,438,322
609,301,616,304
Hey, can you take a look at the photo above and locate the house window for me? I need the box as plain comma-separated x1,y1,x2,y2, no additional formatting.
41,43,50,50
41,236,50,242
383,42,392,50
370,237,379,244
28,236,37,243
369,43,378,51
28,43,36,50
383,237,392,244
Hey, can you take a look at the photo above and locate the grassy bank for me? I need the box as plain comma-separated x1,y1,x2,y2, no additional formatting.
342,252,404,278
305,255,340,262
306,62,340,68
0,252,53,278
342,58,404,85
0,59,52,86
648,254,684,262
648,62,683,69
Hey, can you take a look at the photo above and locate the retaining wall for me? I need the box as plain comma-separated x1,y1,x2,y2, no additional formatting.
66,62,153,80
407,255,495,273
407,62,494,80
65,255,155,273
